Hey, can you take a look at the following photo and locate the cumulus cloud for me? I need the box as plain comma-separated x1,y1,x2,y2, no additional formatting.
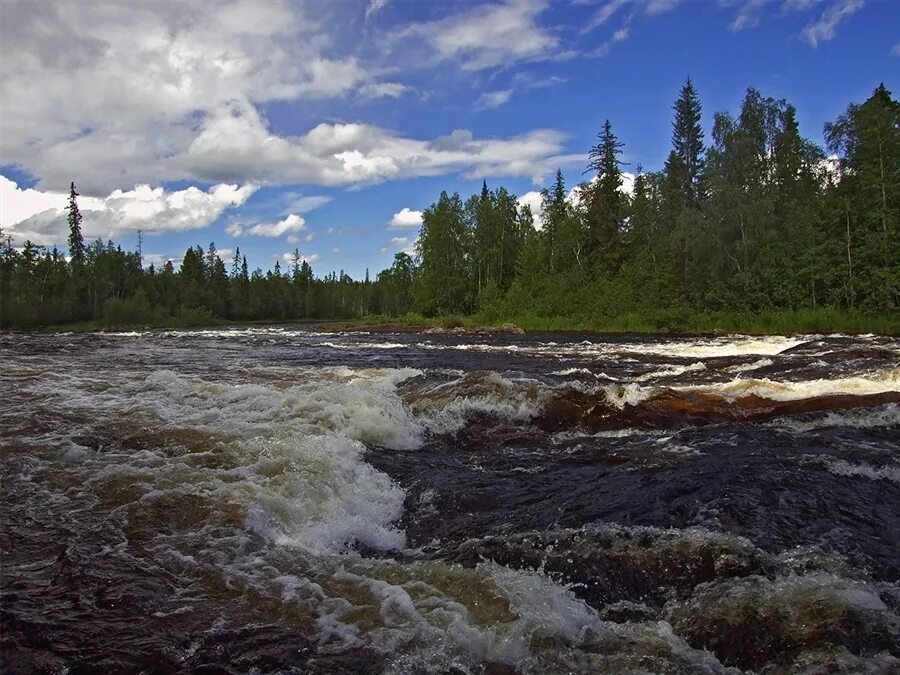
387,208,424,229
568,172,636,207
1,175,255,247
514,172,635,231
0,1,433,194
179,101,579,187
229,213,307,238
517,191,545,230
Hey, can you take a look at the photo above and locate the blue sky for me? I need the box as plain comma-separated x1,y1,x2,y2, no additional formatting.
1,0,897,279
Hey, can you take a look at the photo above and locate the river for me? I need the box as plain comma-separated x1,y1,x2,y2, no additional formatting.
1,328,898,673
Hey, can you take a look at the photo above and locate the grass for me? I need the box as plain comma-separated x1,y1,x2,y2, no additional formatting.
479,309,900,335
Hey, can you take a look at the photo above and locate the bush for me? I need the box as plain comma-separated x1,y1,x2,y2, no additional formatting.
102,294,153,328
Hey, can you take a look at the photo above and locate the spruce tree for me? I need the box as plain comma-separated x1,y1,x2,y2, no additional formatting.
584,119,626,276
67,181,85,263
665,78,706,209
540,169,568,271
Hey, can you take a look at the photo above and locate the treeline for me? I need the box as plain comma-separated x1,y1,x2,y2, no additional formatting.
0,81,896,331
409,81,898,325
0,231,392,328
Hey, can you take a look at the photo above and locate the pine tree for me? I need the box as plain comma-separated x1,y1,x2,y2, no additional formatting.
67,181,85,263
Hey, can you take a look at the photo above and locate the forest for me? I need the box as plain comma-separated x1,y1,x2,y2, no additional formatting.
1,81,897,333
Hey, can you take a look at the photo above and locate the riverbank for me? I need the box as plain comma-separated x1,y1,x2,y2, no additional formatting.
23,307,899,336
328,308,900,336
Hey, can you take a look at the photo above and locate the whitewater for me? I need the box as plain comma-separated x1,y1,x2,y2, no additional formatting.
1,328,898,673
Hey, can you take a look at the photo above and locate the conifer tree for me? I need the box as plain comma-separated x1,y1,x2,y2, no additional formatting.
67,181,85,263
665,78,706,210
541,169,568,271
584,119,627,276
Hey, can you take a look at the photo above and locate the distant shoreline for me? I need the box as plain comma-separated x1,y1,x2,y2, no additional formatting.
21,308,900,337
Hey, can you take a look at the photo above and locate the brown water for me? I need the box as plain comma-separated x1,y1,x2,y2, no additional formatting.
1,328,898,674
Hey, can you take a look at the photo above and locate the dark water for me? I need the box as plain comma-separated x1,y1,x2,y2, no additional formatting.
1,328,898,674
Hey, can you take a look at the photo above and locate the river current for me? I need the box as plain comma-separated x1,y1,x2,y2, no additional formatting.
1,328,898,674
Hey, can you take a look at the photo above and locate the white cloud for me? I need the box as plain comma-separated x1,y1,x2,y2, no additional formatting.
287,231,317,244
514,173,634,231
582,0,633,34
180,102,578,187
729,0,773,31
230,213,307,238
332,247,341,253
893,42,900,56
388,1,560,71
800,0,864,46
142,253,180,269
365,0,389,21
280,251,321,265
568,172,636,206
582,0,680,35
517,191,545,230
387,207,424,229
476,89,514,109
725,0,862,44
380,236,410,252
591,27,631,57
359,81,410,99
282,193,332,214
781,0,822,10
645,0,681,14
0,1,414,194
1,175,255,247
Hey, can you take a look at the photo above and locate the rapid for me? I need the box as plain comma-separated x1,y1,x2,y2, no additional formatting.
1,328,898,674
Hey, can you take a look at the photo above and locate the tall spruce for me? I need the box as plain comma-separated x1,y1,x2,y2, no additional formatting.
67,181,85,263
540,169,568,271
584,119,627,276
665,78,706,209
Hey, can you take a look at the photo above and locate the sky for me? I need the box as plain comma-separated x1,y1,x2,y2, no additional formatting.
1,0,897,279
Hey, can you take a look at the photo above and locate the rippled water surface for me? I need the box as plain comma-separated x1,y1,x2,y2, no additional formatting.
2,327,899,674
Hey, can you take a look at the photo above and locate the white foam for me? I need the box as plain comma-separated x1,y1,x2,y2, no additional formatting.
696,368,899,402
321,560,603,670
22,365,424,554
628,336,808,359
775,403,900,432
806,456,900,484
410,372,550,435
725,357,774,373
635,361,706,381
